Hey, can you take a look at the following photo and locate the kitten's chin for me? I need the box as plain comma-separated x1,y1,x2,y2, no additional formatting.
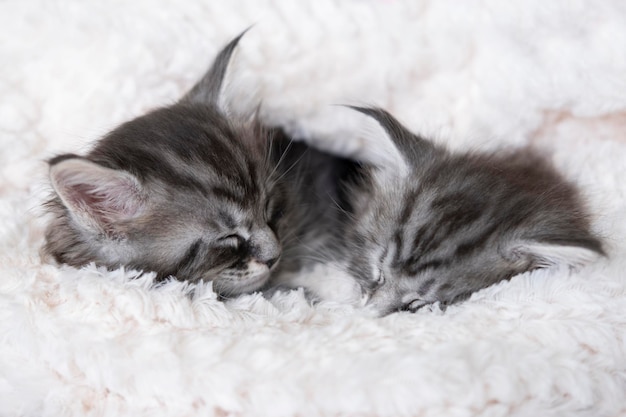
212,266,272,297
238,270,272,294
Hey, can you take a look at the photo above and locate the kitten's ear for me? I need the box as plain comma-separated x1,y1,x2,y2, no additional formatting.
346,106,437,167
504,237,605,270
49,156,146,235
181,28,250,108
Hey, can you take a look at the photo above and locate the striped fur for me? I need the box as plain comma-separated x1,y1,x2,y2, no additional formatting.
343,107,604,316
43,33,354,297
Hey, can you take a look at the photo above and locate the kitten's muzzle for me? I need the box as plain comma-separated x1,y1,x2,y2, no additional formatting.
249,226,281,270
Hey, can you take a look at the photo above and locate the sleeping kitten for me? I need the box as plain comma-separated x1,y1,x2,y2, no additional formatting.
43,32,353,297
341,107,604,316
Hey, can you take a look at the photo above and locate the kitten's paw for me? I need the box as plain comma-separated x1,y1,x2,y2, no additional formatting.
262,285,321,304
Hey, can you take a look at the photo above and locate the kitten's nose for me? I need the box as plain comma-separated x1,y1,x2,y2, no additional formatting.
249,226,281,269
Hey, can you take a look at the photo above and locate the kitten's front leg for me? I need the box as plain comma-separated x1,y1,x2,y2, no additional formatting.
261,283,321,303
264,263,363,306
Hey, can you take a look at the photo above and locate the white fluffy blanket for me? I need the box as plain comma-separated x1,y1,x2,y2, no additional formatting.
1,1,625,416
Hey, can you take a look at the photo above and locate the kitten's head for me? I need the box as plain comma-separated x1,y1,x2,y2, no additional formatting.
344,107,604,316
44,32,288,296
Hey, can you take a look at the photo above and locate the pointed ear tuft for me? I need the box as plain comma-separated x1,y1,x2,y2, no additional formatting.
181,27,252,108
504,239,604,271
49,157,146,235
345,106,436,167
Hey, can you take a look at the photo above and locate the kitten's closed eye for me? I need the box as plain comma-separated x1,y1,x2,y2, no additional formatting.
400,294,428,313
219,234,245,248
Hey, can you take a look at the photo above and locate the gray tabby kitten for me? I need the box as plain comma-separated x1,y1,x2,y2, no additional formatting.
43,33,353,297
342,107,604,316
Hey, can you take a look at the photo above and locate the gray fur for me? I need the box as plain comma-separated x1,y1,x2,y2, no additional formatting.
43,32,354,297
181,28,249,107
342,107,604,316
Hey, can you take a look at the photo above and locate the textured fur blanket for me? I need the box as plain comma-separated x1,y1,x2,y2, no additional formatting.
1,1,625,416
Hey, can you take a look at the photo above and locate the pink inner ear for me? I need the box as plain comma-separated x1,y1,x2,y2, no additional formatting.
69,179,142,220
51,159,145,233
68,182,107,212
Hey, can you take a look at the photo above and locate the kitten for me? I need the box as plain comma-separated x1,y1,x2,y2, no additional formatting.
43,32,353,297
341,107,604,316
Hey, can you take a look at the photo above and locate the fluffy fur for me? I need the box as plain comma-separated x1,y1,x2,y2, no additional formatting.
340,107,604,316
43,34,290,297
43,34,355,298
2,1,626,416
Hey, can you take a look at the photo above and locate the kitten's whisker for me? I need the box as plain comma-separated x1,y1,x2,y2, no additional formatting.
264,126,277,170
268,137,295,181
327,194,356,222
272,147,311,184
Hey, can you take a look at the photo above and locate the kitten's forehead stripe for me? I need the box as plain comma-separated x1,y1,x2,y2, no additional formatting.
417,278,436,296
218,211,237,229
211,186,247,206
393,182,498,276
410,225,441,259
399,189,421,224
95,145,208,192
392,230,403,264
454,223,499,258
93,106,266,201
408,258,450,276
245,157,260,188
200,132,254,185
432,193,485,234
